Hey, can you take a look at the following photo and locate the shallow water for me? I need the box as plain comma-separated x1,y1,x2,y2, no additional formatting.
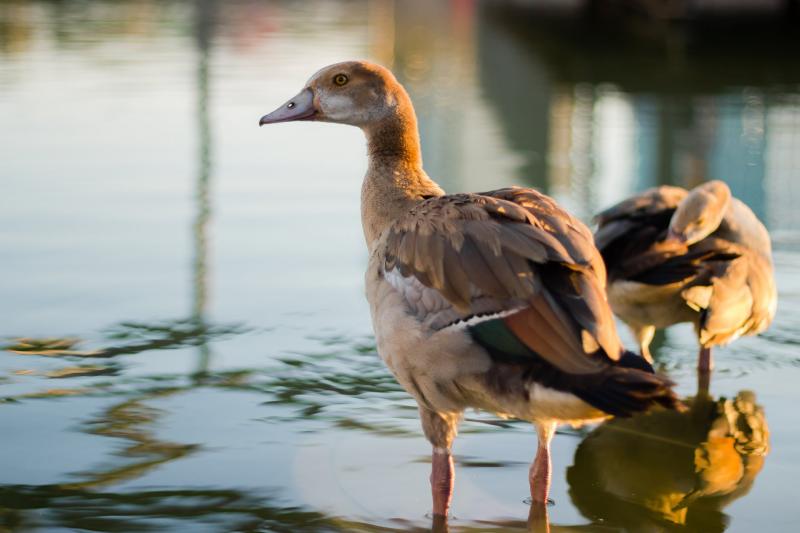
2,1,800,531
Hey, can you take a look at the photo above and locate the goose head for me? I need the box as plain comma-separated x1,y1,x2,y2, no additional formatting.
258,60,411,129
666,180,731,246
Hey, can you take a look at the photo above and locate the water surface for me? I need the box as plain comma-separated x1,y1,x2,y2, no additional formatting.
2,1,800,531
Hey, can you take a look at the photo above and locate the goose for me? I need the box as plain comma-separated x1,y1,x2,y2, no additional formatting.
258,60,679,519
594,181,777,373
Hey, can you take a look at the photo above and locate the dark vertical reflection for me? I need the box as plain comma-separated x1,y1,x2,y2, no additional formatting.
475,2,800,225
390,0,471,193
476,6,552,192
191,0,217,380
655,97,679,186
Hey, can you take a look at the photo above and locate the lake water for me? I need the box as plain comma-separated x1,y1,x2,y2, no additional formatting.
2,1,800,531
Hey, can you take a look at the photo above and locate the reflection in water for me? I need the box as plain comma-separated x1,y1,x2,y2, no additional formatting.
475,2,800,225
0,335,416,529
3,320,244,361
0,485,403,532
568,391,769,532
2,333,408,435
63,390,198,490
191,0,216,380
10,347,766,531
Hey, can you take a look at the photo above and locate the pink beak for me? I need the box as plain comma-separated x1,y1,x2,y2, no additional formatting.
259,88,317,126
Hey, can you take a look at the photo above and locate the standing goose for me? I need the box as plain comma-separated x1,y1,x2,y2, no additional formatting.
259,61,679,519
595,181,777,372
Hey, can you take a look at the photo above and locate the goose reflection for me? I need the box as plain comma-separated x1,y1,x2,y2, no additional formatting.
567,390,768,532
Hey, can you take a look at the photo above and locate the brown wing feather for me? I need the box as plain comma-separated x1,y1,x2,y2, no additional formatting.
681,240,776,347
383,187,623,371
457,237,512,298
555,264,623,360
595,186,689,282
745,253,778,334
504,292,606,374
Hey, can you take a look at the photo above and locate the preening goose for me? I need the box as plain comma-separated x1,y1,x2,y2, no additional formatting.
595,181,777,372
259,60,679,519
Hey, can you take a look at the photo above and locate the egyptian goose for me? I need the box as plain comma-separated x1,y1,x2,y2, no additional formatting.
595,181,777,373
259,60,679,519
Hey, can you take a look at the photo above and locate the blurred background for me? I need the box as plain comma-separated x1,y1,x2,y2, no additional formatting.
1,1,799,531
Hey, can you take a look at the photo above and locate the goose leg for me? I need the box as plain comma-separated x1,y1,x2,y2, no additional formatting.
697,370,711,398
419,408,460,518
529,421,557,505
698,346,713,395
431,447,454,518
633,325,656,364
698,346,713,372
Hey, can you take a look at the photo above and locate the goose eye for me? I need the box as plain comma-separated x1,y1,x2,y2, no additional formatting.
333,74,349,86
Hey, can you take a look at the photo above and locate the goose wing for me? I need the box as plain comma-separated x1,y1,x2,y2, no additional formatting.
595,185,689,282
681,239,776,346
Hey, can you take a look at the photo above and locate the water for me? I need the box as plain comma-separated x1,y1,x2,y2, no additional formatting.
1,1,799,531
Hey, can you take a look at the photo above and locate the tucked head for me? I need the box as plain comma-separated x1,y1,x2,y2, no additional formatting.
259,60,411,128
667,180,732,245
